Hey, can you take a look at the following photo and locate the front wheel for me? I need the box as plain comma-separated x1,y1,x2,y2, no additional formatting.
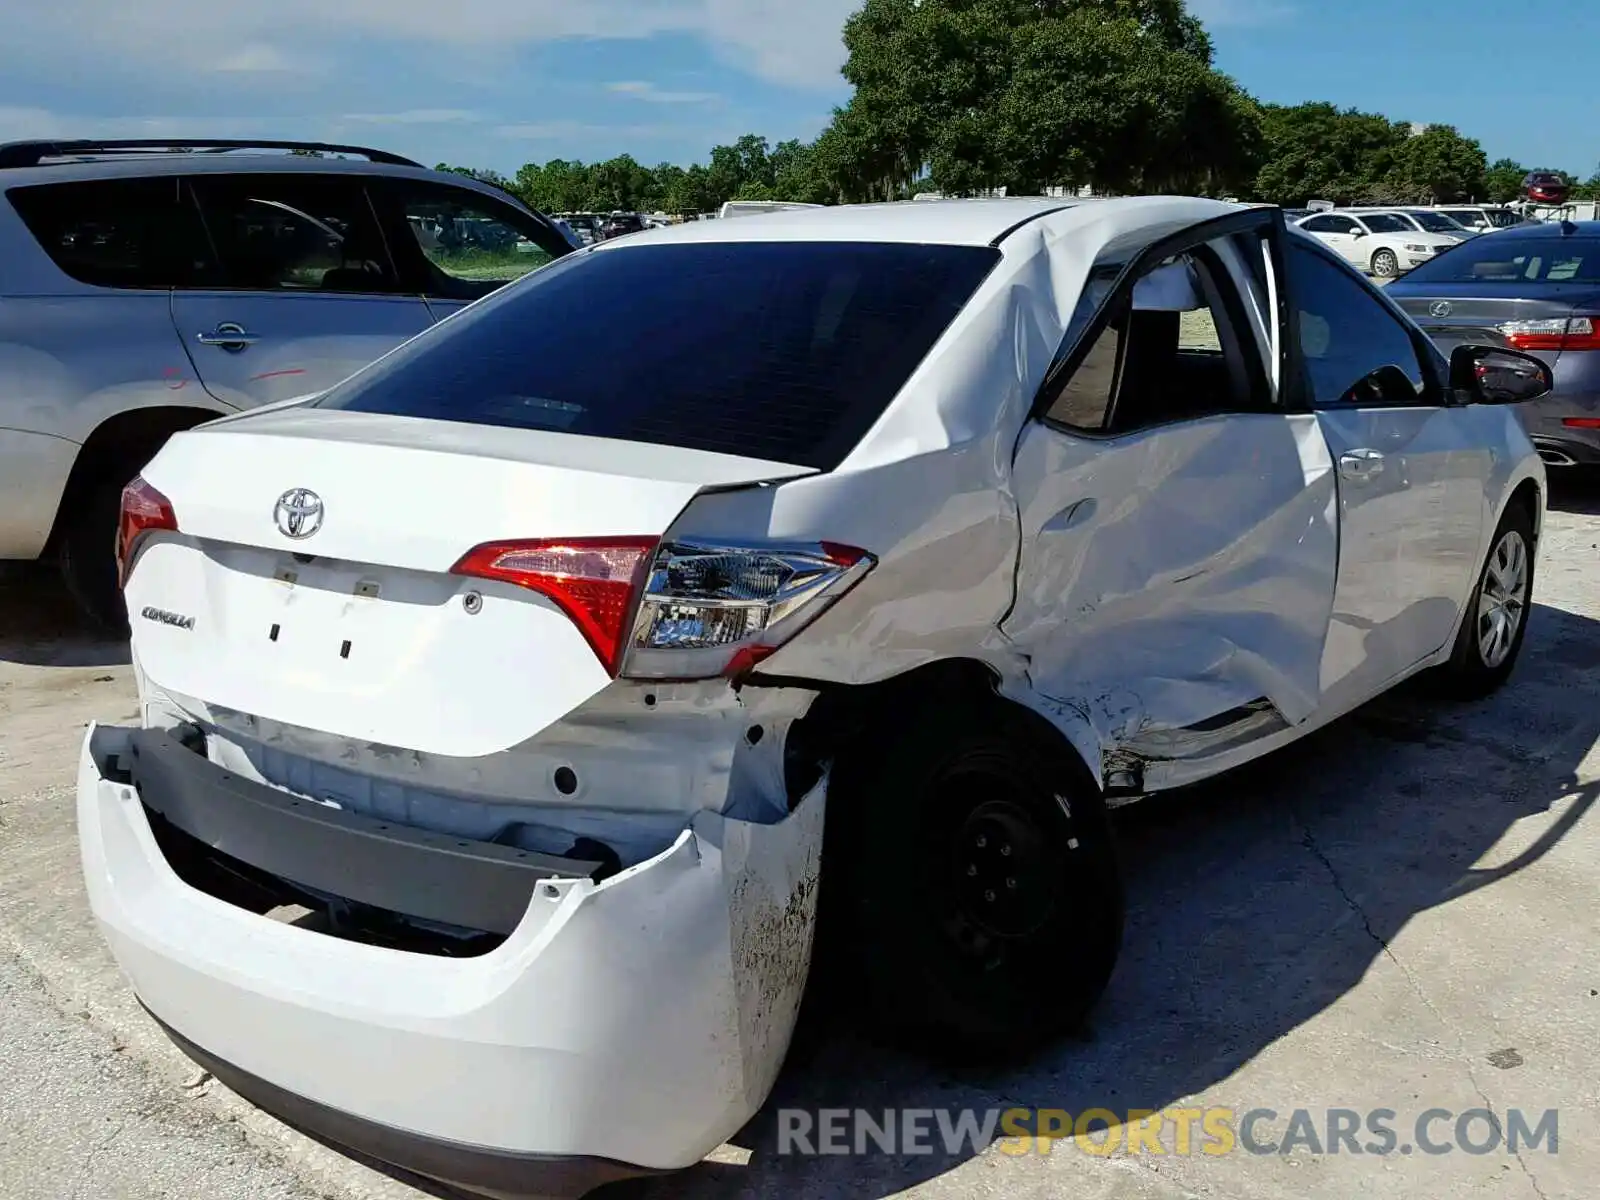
1434,503,1535,699
828,699,1123,1061
1370,248,1400,278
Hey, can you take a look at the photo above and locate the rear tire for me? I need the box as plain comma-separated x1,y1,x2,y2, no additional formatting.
828,698,1123,1062
1370,248,1400,278
1434,501,1535,699
58,479,129,634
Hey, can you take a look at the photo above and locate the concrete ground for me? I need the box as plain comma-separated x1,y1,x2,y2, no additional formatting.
3,478,1598,1200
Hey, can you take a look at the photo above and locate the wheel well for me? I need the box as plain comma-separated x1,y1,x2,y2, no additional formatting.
779,657,1094,804
1507,478,1541,540
44,406,221,555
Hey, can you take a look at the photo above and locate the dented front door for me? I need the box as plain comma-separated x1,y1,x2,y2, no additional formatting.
1004,412,1340,775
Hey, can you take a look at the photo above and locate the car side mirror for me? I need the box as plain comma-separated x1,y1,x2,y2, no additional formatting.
1350,228,1366,238
1450,344,1553,405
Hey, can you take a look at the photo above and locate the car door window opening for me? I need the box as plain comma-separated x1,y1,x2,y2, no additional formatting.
188,174,402,294
1040,234,1274,436
1287,242,1435,409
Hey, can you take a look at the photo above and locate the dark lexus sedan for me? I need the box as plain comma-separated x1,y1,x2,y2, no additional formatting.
1386,220,1600,469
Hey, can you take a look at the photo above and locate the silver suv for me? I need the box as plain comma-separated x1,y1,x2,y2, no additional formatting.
0,138,575,627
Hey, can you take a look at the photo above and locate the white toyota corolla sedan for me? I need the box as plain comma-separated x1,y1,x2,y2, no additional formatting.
80,197,1549,1197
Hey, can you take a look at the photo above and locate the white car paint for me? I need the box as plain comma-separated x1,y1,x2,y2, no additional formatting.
1294,210,1460,276
78,195,1545,1189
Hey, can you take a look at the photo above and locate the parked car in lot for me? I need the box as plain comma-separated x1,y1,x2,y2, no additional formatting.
79,196,1548,1198
0,138,576,629
599,211,646,239
1293,209,1459,277
1386,219,1600,469
1435,204,1531,233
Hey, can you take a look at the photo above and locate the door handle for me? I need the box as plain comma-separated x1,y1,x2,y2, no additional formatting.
196,323,260,350
1338,448,1385,480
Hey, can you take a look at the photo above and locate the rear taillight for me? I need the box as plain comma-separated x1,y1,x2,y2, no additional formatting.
116,475,178,588
451,538,658,676
625,541,874,680
451,537,875,680
1498,317,1600,351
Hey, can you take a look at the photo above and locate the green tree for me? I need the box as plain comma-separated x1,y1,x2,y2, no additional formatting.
1481,157,1526,204
1374,124,1486,203
824,0,1258,199
1251,103,1408,205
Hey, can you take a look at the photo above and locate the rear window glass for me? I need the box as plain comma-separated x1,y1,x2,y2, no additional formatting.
6,177,214,289
1400,237,1600,285
312,240,1000,469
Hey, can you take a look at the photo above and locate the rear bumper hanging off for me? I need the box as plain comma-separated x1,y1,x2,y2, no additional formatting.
77,722,827,1196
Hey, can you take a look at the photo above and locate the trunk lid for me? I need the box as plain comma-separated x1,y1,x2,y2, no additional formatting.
1388,285,1600,365
129,409,814,757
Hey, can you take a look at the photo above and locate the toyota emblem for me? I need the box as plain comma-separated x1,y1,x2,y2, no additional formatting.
274,488,324,539
1429,300,1452,318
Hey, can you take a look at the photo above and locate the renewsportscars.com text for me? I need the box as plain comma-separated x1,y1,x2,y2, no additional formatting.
777,1107,1559,1158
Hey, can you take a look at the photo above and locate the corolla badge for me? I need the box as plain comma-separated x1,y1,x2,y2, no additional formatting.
274,488,324,539
1429,300,1453,318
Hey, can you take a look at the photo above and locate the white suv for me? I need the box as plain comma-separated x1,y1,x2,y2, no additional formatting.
0,138,574,627
80,198,1547,1197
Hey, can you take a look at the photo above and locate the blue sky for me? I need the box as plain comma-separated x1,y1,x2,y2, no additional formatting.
1,1,1595,180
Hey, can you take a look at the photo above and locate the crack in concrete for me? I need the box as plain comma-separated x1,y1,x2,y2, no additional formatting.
1297,816,1551,1200
67,1117,127,1200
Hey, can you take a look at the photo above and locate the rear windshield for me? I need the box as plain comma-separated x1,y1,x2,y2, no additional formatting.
313,240,999,469
1400,237,1600,285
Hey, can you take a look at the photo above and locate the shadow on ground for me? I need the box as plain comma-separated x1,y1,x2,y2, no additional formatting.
0,564,130,668
1546,466,1600,516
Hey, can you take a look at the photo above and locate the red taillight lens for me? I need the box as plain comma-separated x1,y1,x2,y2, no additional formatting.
450,538,658,676
1563,417,1600,429
1499,317,1600,352
116,475,178,588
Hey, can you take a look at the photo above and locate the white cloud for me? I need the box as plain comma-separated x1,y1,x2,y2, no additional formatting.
0,0,860,89
341,109,485,124
212,42,300,72
605,81,720,104
0,106,286,142
494,120,684,142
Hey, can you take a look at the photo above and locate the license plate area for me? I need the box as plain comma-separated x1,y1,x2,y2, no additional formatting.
222,548,460,675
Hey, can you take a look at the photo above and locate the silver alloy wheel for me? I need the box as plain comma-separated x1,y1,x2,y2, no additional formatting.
1477,530,1529,669
1372,249,1399,277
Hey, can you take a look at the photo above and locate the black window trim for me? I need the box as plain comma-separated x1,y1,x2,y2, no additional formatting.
1282,235,1451,412
181,171,408,299
1030,206,1291,438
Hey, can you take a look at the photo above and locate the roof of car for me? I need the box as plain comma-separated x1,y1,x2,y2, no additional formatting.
589,195,1241,249
1476,219,1600,239
0,151,468,187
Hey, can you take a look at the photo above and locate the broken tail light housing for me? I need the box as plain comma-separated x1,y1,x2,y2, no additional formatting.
116,475,178,588
452,537,875,680
625,541,875,680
